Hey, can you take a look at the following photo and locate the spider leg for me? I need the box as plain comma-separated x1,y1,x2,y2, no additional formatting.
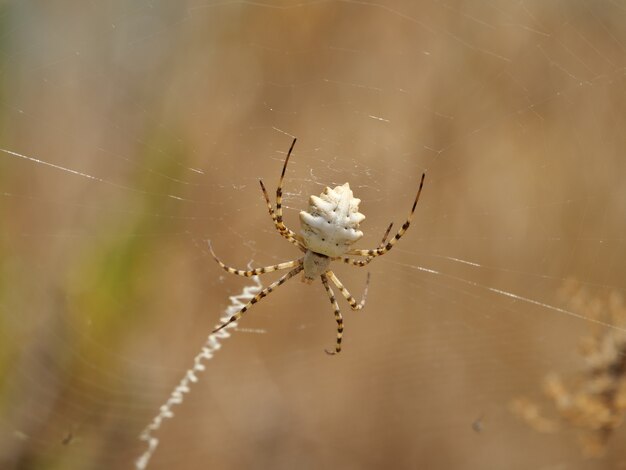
259,179,293,236
379,221,395,245
326,270,370,311
275,137,296,233
213,265,303,333
341,257,372,267
348,173,425,258
209,241,303,277
340,222,393,267
259,179,306,252
321,274,344,355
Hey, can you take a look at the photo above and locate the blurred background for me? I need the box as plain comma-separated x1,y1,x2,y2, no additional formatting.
1,1,626,469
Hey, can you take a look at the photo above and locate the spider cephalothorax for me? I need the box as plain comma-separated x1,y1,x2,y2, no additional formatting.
210,138,425,355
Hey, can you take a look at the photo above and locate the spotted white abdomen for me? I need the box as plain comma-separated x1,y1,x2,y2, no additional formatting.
299,183,365,257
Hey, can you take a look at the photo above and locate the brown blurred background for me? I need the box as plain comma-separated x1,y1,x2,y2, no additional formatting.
1,1,626,469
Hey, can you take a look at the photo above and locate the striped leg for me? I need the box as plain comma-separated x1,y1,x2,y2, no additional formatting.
341,222,394,267
321,274,344,355
326,271,370,311
209,241,302,277
213,265,303,333
342,257,372,267
259,178,305,251
275,138,296,234
348,173,425,258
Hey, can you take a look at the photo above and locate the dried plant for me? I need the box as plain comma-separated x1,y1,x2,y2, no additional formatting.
511,279,626,457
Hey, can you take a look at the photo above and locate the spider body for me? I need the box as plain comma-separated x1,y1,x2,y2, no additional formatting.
302,251,331,283
300,183,365,258
210,138,425,355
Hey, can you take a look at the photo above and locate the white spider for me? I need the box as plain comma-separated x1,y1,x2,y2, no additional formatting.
210,138,425,354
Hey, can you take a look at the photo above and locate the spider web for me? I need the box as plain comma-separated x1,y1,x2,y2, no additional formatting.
1,1,626,469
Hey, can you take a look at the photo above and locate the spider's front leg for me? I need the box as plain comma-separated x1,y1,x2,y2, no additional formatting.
326,271,370,311
321,274,344,355
213,265,303,333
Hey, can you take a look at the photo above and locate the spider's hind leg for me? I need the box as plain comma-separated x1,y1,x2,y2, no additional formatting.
259,178,306,252
341,222,394,267
348,173,425,259
275,137,297,230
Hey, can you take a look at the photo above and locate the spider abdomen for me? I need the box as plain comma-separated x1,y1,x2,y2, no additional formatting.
299,183,365,257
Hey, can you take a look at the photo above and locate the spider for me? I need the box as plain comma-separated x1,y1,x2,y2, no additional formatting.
209,138,425,355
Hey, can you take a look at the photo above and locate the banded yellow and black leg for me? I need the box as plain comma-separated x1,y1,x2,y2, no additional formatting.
340,222,394,267
212,265,303,333
259,179,292,236
321,274,344,355
275,138,296,234
326,271,370,311
208,241,303,277
348,173,425,258
341,257,371,267
259,178,306,252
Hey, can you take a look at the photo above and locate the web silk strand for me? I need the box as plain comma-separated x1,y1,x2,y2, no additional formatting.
135,276,263,470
